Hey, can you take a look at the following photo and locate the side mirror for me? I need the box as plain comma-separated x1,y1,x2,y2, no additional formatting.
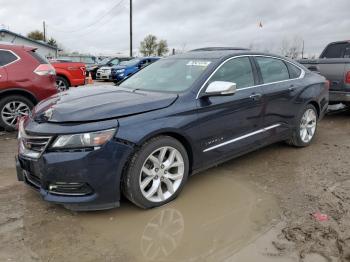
204,81,237,96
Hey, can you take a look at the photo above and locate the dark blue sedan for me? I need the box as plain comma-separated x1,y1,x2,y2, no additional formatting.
111,57,160,82
16,48,329,211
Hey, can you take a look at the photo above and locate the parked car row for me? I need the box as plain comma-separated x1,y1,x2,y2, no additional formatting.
14,47,329,211
95,57,130,80
95,56,160,82
111,57,160,83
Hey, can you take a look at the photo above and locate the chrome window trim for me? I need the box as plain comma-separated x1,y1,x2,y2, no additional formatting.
196,55,305,99
203,124,281,152
0,49,21,67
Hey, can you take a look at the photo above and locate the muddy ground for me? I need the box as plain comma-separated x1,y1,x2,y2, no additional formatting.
0,107,349,262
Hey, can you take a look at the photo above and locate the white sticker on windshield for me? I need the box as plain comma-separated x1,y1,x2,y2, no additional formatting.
186,60,211,67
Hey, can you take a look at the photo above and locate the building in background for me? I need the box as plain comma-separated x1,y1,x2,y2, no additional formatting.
0,29,58,58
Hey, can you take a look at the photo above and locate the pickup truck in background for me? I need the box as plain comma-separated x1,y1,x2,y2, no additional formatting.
50,61,86,92
298,41,350,105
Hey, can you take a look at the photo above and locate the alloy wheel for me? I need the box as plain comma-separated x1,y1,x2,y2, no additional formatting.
1,101,30,128
300,108,317,143
56,80,68,92
139,146,185,202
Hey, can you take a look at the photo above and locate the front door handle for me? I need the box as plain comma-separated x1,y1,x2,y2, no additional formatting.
249,93,262,101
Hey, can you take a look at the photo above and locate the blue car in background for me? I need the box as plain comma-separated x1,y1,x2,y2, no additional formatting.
111,57,160,82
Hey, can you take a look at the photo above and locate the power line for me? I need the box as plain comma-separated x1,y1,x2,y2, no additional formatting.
49,0,126,34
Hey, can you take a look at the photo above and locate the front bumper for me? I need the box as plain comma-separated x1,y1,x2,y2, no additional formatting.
96,71,112,80
111,72,126,82
329,91,350,103
16,140,134,211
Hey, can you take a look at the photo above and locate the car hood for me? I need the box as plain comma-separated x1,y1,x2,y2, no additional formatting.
98,66,112,71
32,86,178,123
112,65,128,70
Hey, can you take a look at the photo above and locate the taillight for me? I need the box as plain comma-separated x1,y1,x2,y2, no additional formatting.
34,64,56,76
345,71,350,84
325,80,330,89
80,66,86,76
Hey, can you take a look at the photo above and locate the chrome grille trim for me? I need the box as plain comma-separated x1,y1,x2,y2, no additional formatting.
18,120,52,158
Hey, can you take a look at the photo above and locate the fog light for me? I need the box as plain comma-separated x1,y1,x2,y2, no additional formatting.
48,182,93,196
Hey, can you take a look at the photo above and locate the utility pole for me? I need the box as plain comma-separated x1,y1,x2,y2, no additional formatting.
43,21,46,42
301,40,305,59
129,0,133,57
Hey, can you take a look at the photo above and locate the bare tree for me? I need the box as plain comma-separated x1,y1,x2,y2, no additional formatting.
27,30,44,41
140,35,158,56
156,40,169,56
139,35,169,57
280,36,303,59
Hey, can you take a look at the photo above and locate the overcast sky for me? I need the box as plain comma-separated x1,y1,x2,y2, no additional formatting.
0,0,349,57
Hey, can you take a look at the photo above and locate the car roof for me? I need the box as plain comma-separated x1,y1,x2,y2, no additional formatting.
141,57,160,60
168,49,291,61
0,42,36,52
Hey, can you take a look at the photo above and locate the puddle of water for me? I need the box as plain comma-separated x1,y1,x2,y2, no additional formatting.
78,170,279,261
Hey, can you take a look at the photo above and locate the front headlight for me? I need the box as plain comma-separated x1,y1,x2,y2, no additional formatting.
51,129,116,149
116,69,125,73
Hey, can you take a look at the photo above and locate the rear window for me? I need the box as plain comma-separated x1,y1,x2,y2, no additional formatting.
29,50,49,64
0,50,18,66
287,63,302,79
256,57,289,83
344,45,350,58
321,43,348,58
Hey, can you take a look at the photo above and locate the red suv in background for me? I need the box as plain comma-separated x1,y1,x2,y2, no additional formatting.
0,43,57,131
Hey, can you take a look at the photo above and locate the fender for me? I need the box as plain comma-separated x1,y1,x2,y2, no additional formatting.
0,87,38,104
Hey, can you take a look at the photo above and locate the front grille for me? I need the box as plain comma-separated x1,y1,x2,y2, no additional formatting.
23,136,51,153
18,120,52,158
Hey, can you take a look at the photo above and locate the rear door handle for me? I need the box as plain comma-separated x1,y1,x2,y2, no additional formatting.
249,93,262,101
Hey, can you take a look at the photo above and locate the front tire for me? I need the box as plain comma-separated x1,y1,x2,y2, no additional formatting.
287,104,318,147
0,95,33,131
122,136,189,209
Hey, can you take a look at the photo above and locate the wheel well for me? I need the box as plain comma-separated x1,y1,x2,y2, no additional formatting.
145,132,194,172
308,101,320,117
0,89,37,105
56,74,71,86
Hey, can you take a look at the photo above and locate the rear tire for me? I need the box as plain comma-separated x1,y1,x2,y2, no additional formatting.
56,76,70,92
0,95,33,131
287,104,318,147
122,136,189,209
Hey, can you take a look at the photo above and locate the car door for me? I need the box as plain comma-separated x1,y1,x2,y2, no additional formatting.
196,56,265,166
0,66,8,89
253,56,302,139
0,50,11,89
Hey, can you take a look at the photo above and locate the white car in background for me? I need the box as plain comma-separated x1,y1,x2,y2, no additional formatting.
96,57,131,81
96,66,112,80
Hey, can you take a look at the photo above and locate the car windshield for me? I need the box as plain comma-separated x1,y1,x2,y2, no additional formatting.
98,58,110,64
120,59,141,66
119,58,215,92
